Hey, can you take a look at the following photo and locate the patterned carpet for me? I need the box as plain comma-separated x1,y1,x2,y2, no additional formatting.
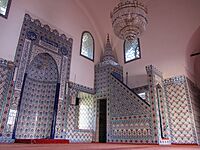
0,144,200,150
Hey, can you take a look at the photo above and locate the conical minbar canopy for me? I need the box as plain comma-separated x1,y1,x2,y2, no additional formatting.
102,34,117,63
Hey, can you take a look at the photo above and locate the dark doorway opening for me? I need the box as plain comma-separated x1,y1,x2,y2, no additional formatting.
99,99,107,143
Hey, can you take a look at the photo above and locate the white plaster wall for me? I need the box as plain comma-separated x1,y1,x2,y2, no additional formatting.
122,0,200,88
0,0,101,88
80,0,200,88
186,26,200,89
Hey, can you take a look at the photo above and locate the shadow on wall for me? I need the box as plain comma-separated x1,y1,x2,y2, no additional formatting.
127,74,148,88
194,56,200,87
186,26,200,88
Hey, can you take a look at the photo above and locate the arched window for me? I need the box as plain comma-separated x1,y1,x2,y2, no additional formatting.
0,0,12,18
80,31,94,61
124,38,141,63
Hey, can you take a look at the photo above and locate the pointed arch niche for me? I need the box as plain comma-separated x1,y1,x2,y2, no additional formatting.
15,53,59,139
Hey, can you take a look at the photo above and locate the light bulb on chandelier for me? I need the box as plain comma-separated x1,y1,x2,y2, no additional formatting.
110,0,148,41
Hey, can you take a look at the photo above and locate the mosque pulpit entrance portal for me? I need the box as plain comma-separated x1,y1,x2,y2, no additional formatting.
99,99,107,143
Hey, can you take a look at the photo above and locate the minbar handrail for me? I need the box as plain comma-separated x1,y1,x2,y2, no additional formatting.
111,73,150,107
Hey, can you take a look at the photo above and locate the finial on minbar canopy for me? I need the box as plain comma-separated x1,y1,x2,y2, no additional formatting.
107,34,110,43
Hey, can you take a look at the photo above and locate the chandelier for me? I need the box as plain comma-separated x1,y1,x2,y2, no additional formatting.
110,0,148,41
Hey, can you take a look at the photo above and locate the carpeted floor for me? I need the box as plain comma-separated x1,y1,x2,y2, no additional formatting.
0,143,200,150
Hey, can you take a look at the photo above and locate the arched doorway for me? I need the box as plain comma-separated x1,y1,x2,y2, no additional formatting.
15,53,59,139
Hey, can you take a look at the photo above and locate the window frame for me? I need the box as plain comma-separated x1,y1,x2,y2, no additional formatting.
0,0,12,19
124,38,141,63
80,31,95,62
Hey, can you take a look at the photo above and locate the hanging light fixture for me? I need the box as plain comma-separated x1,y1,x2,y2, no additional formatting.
110,0,148,41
